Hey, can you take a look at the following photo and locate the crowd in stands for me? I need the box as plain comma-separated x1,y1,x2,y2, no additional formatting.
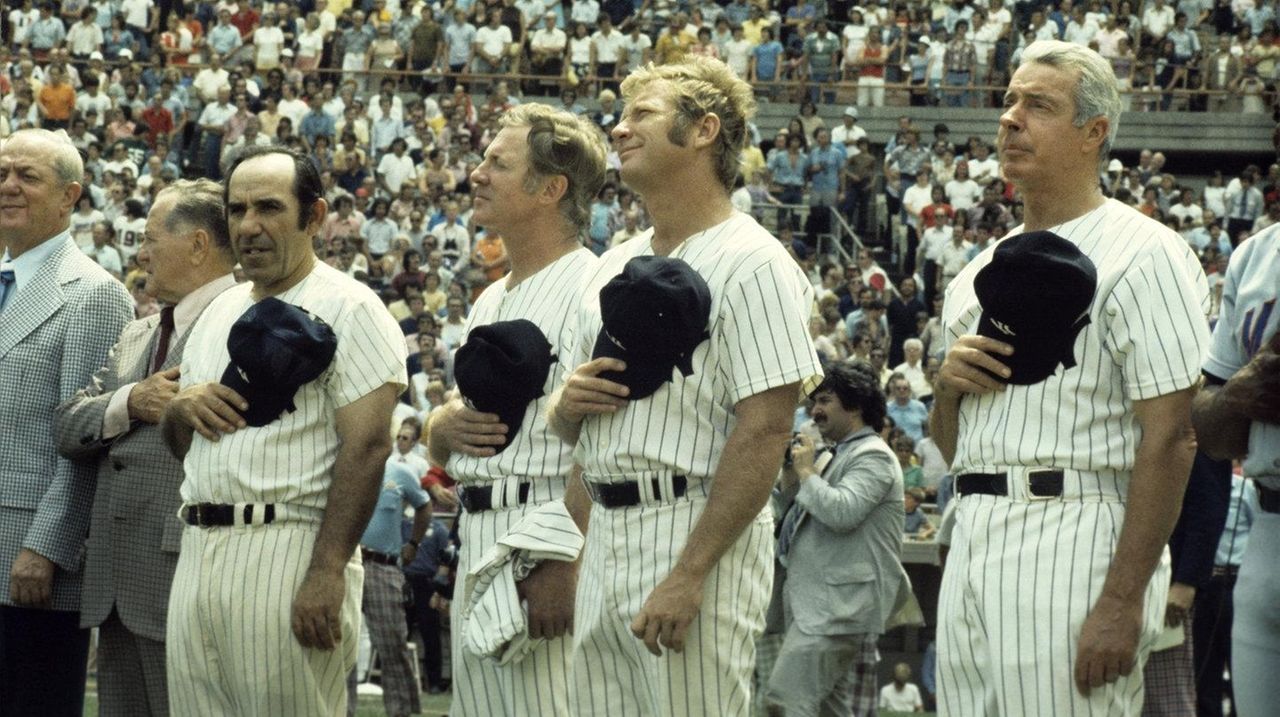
5,0,1278,524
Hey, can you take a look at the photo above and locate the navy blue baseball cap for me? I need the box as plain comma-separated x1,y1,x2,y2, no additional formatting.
973,230,1097,385
591,255,712,401
220,297,338,427
453,319,555,453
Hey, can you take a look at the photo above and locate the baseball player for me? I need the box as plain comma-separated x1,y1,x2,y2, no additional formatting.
547,56,822,716
161,146,407,715
931,41,1210,715
1191,222,1280,716
426,103,607,716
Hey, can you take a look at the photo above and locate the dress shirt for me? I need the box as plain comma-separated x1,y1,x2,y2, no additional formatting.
0,231,72,315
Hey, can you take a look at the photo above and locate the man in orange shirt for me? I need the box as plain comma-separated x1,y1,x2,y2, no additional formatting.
37,66,76,131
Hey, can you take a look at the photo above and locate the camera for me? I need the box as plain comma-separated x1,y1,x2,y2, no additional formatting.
783,434,802,467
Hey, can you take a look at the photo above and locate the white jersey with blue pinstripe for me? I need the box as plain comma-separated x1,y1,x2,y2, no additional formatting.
568,211,823,482
1204,223,1280,486
942,198,1211,476
179,261,409,506
447,246,597,483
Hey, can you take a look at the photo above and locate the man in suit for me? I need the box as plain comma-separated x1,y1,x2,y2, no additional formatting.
766,360,908,717
0,129,134,715
54,178,237,716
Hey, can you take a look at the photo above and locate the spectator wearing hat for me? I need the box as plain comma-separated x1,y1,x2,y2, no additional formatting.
932,42,1209,715
428,103,607,715
831,106,867,154
54,179,237,717
161,146,407,715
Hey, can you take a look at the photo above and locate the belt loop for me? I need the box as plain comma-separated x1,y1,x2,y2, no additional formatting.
232,502,246,527
503,477,520,509
655,474,672,502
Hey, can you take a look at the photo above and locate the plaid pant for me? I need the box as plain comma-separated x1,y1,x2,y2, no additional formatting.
362,562,421,717
765,629,879,716
1142,616,1196,717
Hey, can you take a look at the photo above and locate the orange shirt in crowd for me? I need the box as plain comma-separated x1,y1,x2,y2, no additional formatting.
38,82,76,121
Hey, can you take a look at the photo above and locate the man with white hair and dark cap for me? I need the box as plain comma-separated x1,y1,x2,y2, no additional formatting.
933,40,1210,715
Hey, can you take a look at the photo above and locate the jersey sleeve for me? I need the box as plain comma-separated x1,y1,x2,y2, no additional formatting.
1203,235,1254,380
719,257,823,404
1105,244,1211,401
329,294,410,408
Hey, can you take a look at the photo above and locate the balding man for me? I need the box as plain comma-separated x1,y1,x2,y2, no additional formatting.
0,129,134,714
54,179,237,716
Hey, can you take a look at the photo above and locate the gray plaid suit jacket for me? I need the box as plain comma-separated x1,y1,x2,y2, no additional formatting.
54,292,214,640
0,236,133,612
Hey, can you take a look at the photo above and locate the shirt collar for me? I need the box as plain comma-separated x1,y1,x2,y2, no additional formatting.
171,273,238,340
830,425,877,451
3,230,73,299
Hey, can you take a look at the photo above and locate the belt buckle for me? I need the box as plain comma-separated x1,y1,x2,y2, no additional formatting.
1025,469,1059,502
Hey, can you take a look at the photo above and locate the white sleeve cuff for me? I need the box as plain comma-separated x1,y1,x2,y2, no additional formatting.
103,382,138,440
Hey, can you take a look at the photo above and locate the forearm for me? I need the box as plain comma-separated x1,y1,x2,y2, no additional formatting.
546,386,583,446
564,465,591,535
160,408,194,458
1191,382,1251,460
309,439,390,574
671,423,788,580
1100,421,1197,603
929,390,961,465
425,408,452,467
411,504,431,543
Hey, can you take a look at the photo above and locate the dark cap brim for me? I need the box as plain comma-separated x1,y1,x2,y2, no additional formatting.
219,363,295,427
591,329,675,401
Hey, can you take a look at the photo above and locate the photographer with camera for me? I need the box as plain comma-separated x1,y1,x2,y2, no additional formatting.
765,360,910,716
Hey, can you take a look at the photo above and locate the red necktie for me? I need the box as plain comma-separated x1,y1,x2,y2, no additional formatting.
151,307,175,373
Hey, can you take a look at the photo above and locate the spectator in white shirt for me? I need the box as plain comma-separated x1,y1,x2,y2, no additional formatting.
878,663,925,712
944,161,982,211
1143,0,1177,42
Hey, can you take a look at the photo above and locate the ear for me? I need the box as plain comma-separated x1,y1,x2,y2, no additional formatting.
689,111,722,150
61,181,82,214
306,196,329,234
539,173,569,206
1082,115,1109,154
188,228,211,265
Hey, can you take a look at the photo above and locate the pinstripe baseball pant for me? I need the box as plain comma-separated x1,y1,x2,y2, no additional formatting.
937,475,1168,716
449,477,572,717
167,524,363,716
358,561,420,717
569,481,775,717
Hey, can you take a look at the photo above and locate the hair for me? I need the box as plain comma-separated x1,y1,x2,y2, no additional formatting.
497,103,608,232
620,56,757,191
1019,40,1121,168
401,248,421,273
222,145,323,230
4,129,85,186
398,417,422,441
811,360,887,429
158,178,232,252
903,337,924,353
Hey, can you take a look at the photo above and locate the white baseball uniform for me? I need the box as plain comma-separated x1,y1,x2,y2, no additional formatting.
167,262,407,716
936,198,1210,716
446,247,597,717
1201,224,1280,717
565,212,822,717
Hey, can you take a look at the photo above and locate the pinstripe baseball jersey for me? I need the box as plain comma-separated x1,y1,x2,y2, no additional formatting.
1204,224,1280,486
178,261,408,506
569,211,823,481
447,247,597,483
942,198,1211,476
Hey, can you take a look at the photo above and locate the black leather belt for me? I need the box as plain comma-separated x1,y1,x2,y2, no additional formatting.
1258,484,1280,514
181,503,276,527
361,548,398,566
586,476,688,509
459,482,531,513
955,470,1064,499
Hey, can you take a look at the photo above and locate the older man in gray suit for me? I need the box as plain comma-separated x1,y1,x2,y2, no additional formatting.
0,129,134,715
766,360,908,717
55,179,237,716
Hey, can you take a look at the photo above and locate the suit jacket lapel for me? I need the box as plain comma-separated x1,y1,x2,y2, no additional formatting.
127,315,164,381
0,240,79,360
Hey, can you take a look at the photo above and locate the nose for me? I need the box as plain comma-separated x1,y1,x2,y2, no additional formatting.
469,163,486,187
999,102,1023,135
611,121,631,142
